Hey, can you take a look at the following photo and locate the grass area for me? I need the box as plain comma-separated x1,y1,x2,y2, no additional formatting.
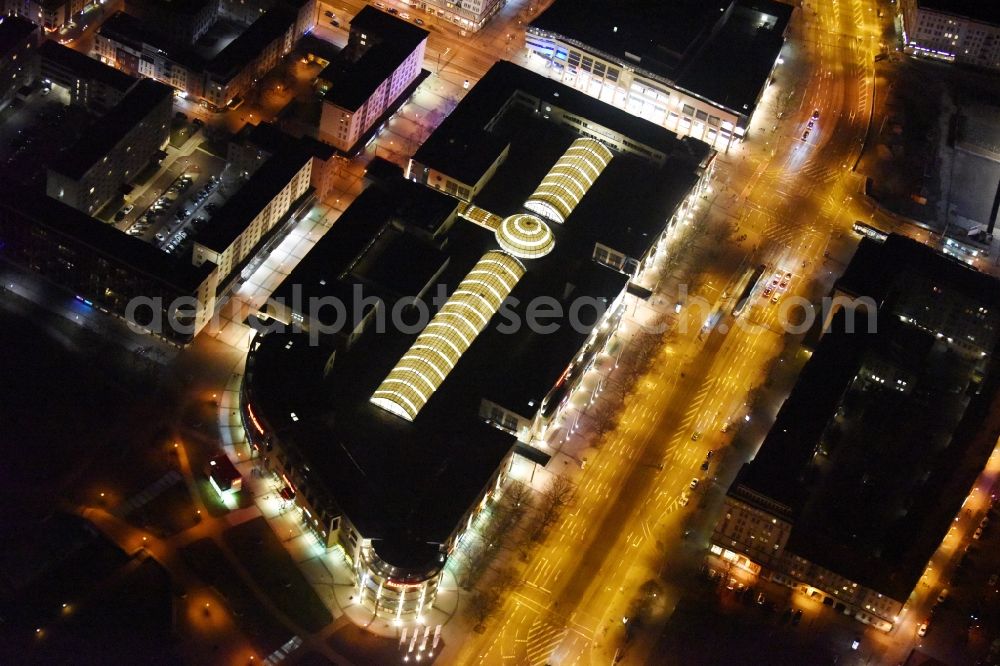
0,301,173,518
128,480,199,537
180,538,292,655
198,137,229,159
169,117,195,149
222,518,332,633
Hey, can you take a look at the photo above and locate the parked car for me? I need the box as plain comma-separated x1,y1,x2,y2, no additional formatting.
690,478,699,490
918,621,928,637
937,588,949,604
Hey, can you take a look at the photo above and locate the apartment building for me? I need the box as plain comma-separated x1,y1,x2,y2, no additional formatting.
316,7,427,153
46,78,173,216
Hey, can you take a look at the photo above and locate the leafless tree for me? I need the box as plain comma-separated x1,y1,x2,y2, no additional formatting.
467,588,501,630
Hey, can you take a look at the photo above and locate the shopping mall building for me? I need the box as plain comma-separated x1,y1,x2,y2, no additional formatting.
240,61,714,621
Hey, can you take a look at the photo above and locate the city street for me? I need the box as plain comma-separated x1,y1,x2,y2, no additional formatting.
18,0,1000,663
444,0,895,663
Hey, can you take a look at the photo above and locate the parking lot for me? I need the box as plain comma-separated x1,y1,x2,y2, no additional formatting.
109,132,230,260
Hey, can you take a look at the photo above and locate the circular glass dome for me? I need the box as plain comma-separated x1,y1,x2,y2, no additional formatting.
495,214,555,259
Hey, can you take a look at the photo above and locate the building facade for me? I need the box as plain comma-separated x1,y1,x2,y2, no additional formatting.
526,0,792,151
403,0,503,33
0,15,38,111
0,188,219,343
901,0,1000,69
316,7,427,152
3,0,84,32
36,40,136,112
710,235,1000,633
193,148,313,283
95,0,315,108
47,78,172,216
238,62,713,622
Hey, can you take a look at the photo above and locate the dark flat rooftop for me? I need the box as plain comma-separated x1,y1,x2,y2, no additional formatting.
0,15,36,55
319,8,427,111
37,41,136,92
1,186,215,293
127,0,216,15
247,109,701,568
413,60,709,186
531,0,727,78
349,5,429,44
321,40,418,111
676,1,792,115
238,121,337,161
198,147,313,253
918,0,1000,25
732,235,1000,601
268,175,458,321
206,5,297,80
531,0,792,116
53,78,173,181
99,12,206,71
100,6,300,83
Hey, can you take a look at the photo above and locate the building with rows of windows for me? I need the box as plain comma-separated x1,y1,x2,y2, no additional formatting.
94,0,316,109
316,7,428,153
526,0,792,152
711,234,1000,632
240,62,713,621
900,0,1000,69
46,78,173,217
403,0,504,34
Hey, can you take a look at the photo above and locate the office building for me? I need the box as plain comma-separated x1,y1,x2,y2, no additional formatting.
901,0,1000,69
46,78,173,216
241,62,711,620
711,234,1000,631
0,15,38,111
36,40,137,112
316,7,428,153
526,0,792,150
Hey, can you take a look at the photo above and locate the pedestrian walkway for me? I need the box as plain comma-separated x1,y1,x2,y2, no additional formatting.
112,470,182,518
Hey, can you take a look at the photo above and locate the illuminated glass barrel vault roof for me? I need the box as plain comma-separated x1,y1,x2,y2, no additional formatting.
495,214,555,259
524,138,614,223
372,137,615,422
371,251,526,421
